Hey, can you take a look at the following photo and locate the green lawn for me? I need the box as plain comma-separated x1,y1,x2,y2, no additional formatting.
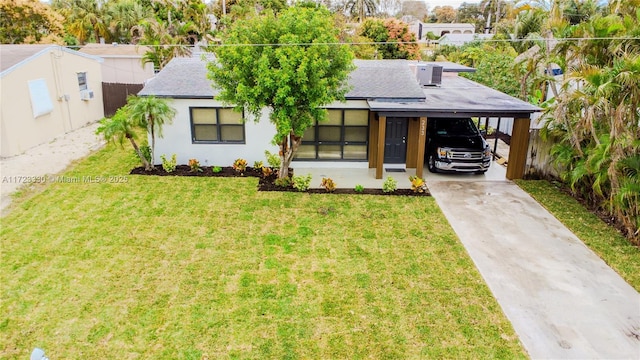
516,180,640,291
1,145,525,359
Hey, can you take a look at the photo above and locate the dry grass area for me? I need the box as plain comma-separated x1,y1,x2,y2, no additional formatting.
0,145,526,359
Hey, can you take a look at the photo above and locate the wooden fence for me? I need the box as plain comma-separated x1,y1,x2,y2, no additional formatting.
102,82,144,117
525,129,560,179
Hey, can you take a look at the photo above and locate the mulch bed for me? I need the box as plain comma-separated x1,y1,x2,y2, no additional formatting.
130,165,430,197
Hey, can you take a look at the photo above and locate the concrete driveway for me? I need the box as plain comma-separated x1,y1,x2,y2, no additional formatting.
428,179,640,359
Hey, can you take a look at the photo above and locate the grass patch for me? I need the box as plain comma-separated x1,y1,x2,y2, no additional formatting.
516,180,640,291
0,144,525,359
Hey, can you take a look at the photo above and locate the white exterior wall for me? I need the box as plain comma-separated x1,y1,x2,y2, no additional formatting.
151,98,279,166
100,56,154,84
151,99,373,168
0,48,104,157
411,22,476,41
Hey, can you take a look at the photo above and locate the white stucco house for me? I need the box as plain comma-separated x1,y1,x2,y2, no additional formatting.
138,54,540,180
410,22,476,42
0,45,104,157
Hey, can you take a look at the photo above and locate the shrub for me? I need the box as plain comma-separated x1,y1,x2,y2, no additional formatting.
292,173,312,192
253,160,264,169
188,158,203,172
233,158,247,173
354,184,364,193
382,176,397,193
264,150,281,169
262,166,274,177
274,176,292,188
139,145,152,164
409,175,427,193
160,154,177,173
321,177,336,192
212,166,222,173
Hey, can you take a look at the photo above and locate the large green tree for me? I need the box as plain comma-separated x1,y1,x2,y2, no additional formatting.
0,0,65,44
208,4,354,178
359,18,420,60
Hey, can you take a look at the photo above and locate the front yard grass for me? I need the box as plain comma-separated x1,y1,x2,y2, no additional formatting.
516,180,640,291
1,145,525,359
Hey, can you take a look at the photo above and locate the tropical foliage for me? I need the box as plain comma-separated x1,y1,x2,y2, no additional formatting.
358,18,420,60
0,0,65,44
542,7,640,244
96,106,152,170
126,96,176,166
208,4,354,179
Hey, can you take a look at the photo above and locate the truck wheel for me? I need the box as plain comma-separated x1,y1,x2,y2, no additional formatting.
428,155,438,173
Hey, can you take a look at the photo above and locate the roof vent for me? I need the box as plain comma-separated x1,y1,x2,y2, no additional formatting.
416,64,443,87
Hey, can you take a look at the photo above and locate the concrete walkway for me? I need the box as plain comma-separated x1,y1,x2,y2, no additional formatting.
428,180,640,359
0,122,105,215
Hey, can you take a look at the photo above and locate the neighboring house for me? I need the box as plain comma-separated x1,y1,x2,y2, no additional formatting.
438,33,494,46
79,43,154,116
410,22,475,42
0,45,104,157
79,43,154,84
138,55,539,180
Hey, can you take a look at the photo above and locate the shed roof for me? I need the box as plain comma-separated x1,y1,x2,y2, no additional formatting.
0,44,104,76
79,43,150,57
1,44,103,77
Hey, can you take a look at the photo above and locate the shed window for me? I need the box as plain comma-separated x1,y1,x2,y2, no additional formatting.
77,72,88,91
190,107,245,143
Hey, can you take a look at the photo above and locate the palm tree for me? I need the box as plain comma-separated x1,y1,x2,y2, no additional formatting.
546,10,640,244
105,0,149,43
54,0,110,44
134,18,196,70
96,106,152,170
344,0,378,22
127,96,176,167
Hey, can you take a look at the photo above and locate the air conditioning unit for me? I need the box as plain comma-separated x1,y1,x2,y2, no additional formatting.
416,64,443,87
80,89,94,100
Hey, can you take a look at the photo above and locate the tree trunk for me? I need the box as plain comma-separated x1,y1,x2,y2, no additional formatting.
150,116,156,168
278,132,302,179
128,136,152,171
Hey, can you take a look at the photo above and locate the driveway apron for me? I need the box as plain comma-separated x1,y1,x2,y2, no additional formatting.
428,180,640,359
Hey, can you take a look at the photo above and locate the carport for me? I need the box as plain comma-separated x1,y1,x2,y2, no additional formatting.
365,71,540,180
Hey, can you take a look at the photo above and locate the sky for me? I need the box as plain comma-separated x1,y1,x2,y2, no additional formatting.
427,1,481,9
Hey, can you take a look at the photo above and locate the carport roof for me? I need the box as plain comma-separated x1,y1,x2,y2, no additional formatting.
369,74,541,118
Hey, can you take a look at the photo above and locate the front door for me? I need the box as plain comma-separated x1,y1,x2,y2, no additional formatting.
384,118,408,163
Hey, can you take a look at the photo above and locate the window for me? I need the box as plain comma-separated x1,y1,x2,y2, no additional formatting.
77,72,87,91
295,109,369,160
28,78,54,118
190,107,245,143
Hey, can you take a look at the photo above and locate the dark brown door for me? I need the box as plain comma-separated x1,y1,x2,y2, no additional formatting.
384,118,408,163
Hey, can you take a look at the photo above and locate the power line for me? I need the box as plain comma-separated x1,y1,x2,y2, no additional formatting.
65,36,640,49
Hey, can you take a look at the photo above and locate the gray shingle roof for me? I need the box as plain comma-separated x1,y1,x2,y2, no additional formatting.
138,53,218,98
138,56,428,101
347,60,425,100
